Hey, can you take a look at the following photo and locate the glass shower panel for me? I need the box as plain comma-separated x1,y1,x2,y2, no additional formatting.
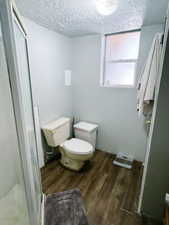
0,21,30,225
12,15,41,223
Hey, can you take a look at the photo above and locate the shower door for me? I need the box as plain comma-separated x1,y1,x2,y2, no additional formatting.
12,8,42,224
0,1,42,225
0,20,31,225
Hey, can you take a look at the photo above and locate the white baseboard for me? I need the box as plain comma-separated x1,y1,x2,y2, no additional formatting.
41,193,46,225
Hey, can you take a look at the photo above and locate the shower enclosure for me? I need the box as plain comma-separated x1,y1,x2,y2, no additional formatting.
0,0,42,225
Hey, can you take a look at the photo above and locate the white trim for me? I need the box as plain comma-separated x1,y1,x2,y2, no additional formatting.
100,34,106,86
100,84,135,88
34,105,45,168
100,32,140,88
11,1,27,35
41,193,46,225
107,59,137,63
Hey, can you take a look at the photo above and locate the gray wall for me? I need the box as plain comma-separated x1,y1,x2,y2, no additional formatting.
71,24,164,162
25,18,73,125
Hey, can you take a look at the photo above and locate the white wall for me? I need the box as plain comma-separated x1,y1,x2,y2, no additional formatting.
24,18,73,163
24,18,164,162
24,18,73,125
71,35,146,161
71,24,164,162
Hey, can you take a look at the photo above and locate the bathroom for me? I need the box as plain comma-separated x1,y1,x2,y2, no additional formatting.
0,0,169,224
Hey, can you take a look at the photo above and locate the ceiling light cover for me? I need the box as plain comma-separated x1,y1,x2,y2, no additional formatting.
96,0,118,16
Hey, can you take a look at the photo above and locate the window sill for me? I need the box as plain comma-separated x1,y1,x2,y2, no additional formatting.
100,84,136,88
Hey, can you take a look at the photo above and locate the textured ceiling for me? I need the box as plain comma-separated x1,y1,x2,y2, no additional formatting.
143,0,169,26
15,0,167,37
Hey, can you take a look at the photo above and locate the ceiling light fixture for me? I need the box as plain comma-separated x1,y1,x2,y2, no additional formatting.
96,0,118,16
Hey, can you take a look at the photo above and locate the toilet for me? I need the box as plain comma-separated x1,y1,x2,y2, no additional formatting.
42,117,98,171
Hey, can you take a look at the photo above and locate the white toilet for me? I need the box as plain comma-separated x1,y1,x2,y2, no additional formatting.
42,117,98,171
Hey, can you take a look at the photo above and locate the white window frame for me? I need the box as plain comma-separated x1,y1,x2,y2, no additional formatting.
100,30,141,88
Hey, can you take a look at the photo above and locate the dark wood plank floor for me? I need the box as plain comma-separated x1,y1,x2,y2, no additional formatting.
41,150,161,225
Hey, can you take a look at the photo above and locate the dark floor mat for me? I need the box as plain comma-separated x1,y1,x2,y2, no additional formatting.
45,189,89,225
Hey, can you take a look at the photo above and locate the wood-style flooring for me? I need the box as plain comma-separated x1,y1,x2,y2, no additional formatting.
41,150,161,225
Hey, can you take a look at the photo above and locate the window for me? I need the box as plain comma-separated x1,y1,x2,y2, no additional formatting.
101,30,140,87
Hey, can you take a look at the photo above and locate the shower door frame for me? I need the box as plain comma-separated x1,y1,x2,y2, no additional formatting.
0,0,43,225
138,7,169,214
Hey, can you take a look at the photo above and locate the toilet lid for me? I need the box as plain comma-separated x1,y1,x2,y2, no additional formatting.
63,138,94,155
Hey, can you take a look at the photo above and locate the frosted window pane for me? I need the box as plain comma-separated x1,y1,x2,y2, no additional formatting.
105,62,136,86
106,31,140,61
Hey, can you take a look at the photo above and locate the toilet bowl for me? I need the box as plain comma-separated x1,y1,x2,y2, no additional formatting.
42,117,98,171
59,138,94,171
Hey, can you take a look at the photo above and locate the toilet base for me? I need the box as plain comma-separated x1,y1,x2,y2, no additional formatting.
60,156,85,171
59,145,94,171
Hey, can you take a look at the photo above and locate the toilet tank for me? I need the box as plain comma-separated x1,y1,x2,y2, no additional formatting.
42,117,70,147
74,121,98,148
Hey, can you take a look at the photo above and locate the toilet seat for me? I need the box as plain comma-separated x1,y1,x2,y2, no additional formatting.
63,138,94,155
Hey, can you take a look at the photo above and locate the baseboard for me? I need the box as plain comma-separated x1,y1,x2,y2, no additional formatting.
41,193,46,225
96,149,143,166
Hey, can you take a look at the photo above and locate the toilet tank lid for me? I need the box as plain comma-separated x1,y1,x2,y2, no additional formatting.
74,121,98,132
42,117,70,131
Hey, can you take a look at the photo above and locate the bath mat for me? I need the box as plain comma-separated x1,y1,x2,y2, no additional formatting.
45,189,89,225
